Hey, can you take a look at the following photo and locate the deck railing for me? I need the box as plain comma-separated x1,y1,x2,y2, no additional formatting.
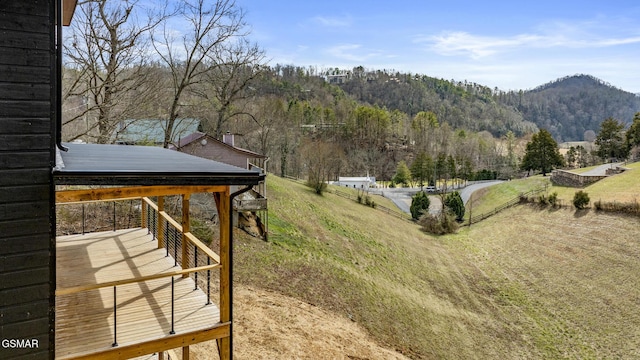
56,196,220,348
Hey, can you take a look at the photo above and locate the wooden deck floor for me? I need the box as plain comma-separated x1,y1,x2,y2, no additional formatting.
56,228,222,360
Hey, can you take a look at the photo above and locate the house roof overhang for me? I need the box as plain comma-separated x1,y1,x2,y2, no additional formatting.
53,143,265,186
63,0,78,26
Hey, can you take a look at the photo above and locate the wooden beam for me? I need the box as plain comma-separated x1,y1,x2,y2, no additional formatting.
217,186,231,360
140,198,147,229
157,196,165,249
55,264,220,296
63,0,78,26
56,185,228,203
185,232,220,264
58,324,230,360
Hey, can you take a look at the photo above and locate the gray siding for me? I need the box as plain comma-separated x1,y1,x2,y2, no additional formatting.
0,1,55,359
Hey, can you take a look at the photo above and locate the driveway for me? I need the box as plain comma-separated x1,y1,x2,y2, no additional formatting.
375,181,503,215
579,162,623,176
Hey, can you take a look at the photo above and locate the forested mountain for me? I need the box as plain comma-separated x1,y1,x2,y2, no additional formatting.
335,70,640,143
337,69,538,137
498,75,640,142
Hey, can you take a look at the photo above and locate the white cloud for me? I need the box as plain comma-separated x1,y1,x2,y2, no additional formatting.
326,44,382,62
420,26,640,59
312,15,352,28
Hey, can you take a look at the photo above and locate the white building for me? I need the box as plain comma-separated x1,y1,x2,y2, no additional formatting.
332,176,377,190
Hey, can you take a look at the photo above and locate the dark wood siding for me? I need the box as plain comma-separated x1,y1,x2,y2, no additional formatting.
0,1,55,359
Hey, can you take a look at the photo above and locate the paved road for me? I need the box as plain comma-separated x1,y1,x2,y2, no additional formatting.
580,162,623,176
374,181,503,215
457,181,504,205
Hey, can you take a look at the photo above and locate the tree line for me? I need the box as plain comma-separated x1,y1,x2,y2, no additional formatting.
61,1,640,190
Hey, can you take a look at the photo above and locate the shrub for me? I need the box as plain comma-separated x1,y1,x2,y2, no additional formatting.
418,213,459,235
548,192,558,207
594,199,603,211
364,195,376,208
444,191,465,221
573,190,590,209
306,179,327,195
538,194,549,205
594,199,640,214
410,191,431,220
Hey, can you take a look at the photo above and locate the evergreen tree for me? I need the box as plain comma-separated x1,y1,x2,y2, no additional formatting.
595,117,629,161
393,161,411,187
444,191,465,221
410,151,434,189
410,191,431,220
521,129,565,176
626,112,640,155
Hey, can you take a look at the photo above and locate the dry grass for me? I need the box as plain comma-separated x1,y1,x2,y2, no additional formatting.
451,206,640,358
551,162,640,205
230,173,640,359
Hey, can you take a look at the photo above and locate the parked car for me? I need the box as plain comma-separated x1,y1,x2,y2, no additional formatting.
426,185,437,193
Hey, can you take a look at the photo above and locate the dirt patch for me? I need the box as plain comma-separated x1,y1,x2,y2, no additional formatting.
190,286,409,360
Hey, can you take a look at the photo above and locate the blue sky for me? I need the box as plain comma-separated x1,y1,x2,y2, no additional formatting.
234,0,640,93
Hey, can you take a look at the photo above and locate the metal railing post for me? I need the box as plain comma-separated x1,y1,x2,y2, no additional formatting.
146,204,151,234
173,226,178,267
113,201,116,231
112,286,118,347
194,247,198,290
165,220,170,257
206,257,211,305
82,203,85,234
170,276,175,335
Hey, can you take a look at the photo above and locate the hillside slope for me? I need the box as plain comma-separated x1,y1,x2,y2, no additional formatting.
229,175,640,359
502,74,640,141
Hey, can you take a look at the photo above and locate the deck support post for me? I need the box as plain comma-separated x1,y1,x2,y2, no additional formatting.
141,198,147,229
158,196,165,249
182,346,190,360
181,194,190,278
217,187,231,360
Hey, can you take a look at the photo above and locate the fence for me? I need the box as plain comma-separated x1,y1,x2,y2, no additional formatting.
468,187,545,225
329,188,413,222
281,175,412,221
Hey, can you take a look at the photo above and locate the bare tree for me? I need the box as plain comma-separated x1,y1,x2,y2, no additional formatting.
194,39,266,139
63,0,167,143
152,0,262,148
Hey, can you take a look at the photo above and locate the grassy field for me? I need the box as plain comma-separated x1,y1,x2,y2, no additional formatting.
466,161,640,217
234,172,640,359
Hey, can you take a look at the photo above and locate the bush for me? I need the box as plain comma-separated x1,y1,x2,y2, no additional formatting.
548,192,558,207
364,195,376,208
538,192,559,207
410,191,431,220
418,213,459,235
594,199,640,214
444,191,465,221
573,190,590,209
306,179,327,195
538,194,549,205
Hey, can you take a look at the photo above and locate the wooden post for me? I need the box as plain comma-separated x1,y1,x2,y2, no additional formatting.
141,198,147,229
217,187,231,360
181,194,190,277
182,346,190,360
158,196,165,249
